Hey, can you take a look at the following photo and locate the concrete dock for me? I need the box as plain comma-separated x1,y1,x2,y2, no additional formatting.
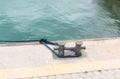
0,38,120,79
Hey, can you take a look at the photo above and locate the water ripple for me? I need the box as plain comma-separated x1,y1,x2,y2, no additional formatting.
0,0,120,41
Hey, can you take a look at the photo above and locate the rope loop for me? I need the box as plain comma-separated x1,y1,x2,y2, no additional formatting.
0,38,81,58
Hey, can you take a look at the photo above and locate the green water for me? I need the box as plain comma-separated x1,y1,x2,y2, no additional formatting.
0,0,120,41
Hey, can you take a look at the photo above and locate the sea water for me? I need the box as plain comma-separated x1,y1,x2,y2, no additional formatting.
0,0,120,41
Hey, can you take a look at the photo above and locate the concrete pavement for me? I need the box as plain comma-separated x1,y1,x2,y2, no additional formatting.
0,38,120,79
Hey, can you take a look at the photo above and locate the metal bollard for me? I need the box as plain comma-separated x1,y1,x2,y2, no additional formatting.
58,44,65,56
54,42,65,56
54,41,86,57
75,41,86,55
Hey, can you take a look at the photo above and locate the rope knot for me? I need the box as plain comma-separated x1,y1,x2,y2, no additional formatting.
39,39,47,44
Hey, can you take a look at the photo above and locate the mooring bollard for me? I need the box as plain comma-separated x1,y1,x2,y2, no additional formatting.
75,41,86,55
54,41,86,57
54,41,66,56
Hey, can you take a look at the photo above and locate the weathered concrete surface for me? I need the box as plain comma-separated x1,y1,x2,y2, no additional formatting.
0,38,120,69
0,38,120,79
20,69,120,79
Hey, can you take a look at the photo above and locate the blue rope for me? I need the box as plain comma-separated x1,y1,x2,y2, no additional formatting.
0,40,39,42
41,42,82,58
0,38,81,58
0,39,59,45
